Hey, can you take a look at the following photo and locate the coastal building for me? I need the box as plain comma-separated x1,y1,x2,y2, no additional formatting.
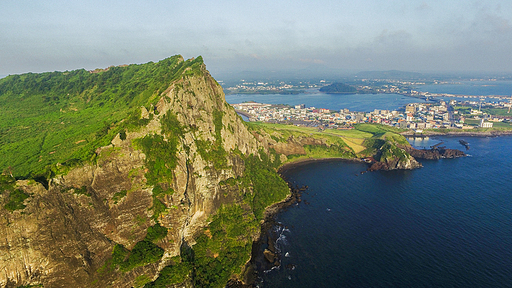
406,104,416,114
480,119,493,128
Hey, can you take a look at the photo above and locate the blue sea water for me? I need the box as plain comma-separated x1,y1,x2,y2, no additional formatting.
225,90,425,112
262,136,512,287
232,85,512,287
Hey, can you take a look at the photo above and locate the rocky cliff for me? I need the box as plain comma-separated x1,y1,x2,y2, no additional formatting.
0,56,285,288
368,142,422,171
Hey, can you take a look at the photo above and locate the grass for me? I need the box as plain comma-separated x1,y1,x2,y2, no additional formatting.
3,189,30,212
340,137,367,153
248,122,412,160
324,128,374,138
0,55,205,178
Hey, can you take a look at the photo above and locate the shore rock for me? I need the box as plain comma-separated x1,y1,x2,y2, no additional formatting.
263,249,276,263
400,145,466,160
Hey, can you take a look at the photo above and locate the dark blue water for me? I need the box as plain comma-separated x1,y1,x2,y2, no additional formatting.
225,90,425,112
262,136,512,287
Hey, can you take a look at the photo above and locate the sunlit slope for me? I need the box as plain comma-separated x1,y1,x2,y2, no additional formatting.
0,55,204,177
246,122,411,161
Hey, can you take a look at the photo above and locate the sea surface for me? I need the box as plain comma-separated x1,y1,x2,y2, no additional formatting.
233,84,512,287
225,90,425,112
262,136,512,287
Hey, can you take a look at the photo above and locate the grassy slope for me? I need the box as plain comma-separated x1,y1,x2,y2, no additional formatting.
0,55,204,177
247,122,411,162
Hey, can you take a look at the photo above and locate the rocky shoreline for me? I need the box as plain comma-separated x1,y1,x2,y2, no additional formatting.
402,145,466,160
229,159,365,287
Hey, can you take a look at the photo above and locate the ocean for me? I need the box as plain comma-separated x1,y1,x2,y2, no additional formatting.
227,85,512,287
261,136,512,288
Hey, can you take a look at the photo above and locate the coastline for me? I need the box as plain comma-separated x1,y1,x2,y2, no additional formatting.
242,146,470,285
402,130,512,137
236,157,365,287
278,157,364,174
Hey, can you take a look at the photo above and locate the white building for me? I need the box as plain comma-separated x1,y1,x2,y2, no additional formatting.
480,119,493,128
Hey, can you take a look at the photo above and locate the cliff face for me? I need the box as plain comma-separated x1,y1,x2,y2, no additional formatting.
0,58,267,287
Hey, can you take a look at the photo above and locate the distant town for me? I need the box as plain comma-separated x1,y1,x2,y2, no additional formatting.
222,78,512,102
232,98,512,132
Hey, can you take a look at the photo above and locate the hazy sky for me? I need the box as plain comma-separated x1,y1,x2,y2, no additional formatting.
2,0,512,77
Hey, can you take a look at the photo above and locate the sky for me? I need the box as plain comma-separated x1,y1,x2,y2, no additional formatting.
2,0,512,78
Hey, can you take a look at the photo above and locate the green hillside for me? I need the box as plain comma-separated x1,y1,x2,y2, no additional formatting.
0,55,204,177
319,82,357,93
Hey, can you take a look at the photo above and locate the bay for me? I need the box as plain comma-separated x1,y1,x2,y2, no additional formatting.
261,136,512,287
225,90,425,112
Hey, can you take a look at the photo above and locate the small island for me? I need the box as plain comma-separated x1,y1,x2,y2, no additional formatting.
319,82,357,94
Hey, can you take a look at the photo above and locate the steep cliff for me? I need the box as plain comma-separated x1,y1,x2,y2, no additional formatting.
0,56,288,288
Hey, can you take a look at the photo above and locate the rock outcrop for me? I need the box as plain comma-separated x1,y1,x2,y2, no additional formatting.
400,145,466,160
368,142,422,171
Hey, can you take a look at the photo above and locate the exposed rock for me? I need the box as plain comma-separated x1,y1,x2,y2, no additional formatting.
401,145,466,160
368,143,422,171
263,249,276,263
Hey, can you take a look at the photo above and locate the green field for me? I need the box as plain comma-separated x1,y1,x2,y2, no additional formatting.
247,122,411,161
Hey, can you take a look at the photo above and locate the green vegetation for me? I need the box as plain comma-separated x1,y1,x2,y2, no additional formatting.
482,107,512,117
192,205,258,287
73,186,90,196
379,142,408,162
0,55,205,178
112,190,127,204
195,109,229,169
319,82,357,94
142,204,261,288
134,275,152,288
243,150,290,220
248,122,412,166
453,106,472,114
0,174,16,194
134,134,178,186
143,147,289,287
145,223,168,243
353,123,405,136
133,133,178,219
111,224,167,273
143,257,192,287
4,189,30,212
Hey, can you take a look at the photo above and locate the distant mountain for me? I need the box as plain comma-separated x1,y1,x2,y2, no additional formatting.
355,70,424,80
319,82,357,94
